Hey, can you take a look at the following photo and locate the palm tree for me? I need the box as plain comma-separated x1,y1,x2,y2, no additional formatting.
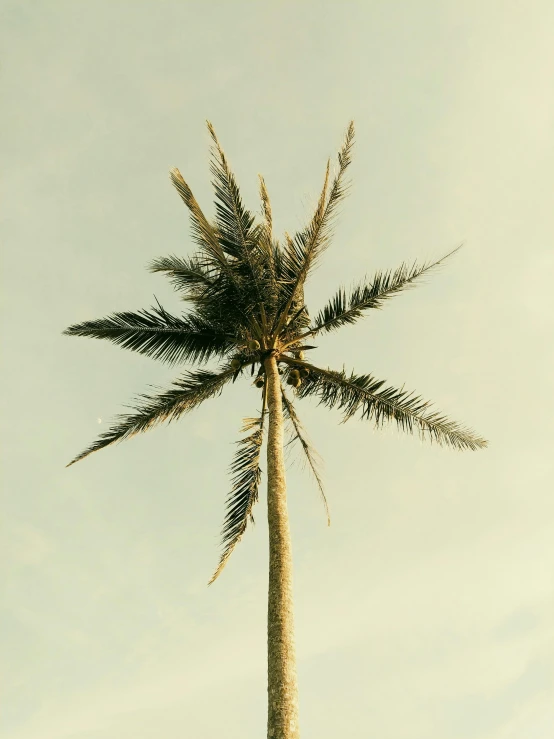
63,120,487,739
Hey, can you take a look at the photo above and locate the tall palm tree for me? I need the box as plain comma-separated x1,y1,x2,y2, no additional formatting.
64,120,487,739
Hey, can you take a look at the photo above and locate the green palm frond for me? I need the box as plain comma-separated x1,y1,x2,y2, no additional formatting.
206,121,270,323
306,245,463,337
258,174,273,242
63,301,234,365
148,253,254,333
206,121,257,262
295,362,488,451
281,389,330,526
66,367,234,467
148,254,217,301
208,410,266,585
256,175,280,317
169,167,234,277
273,166,329,334
275,121,355,333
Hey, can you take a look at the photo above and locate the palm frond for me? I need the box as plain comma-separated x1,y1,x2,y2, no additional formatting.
296,362,488,451
205,121,269,318
306,245,463,337
169,167,233,276
273,166,329,334
258,174,272,242
281,389,330,525
66,367,234,467
257,175,279,307
63,301,234,365
148,254,217,300
275,121,355,333
206,121,257,259
208,410,266,585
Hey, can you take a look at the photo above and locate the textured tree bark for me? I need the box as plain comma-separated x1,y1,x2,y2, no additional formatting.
264,354,300,739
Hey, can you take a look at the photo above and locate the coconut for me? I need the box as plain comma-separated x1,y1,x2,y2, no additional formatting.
293,377,302,388
299,368,309,378
286,375,295,386
289,369,300,380
254,376,264,388
247,339,261,352
230,358,242,371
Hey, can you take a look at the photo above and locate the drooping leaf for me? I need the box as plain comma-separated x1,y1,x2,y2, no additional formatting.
208,411,266,585
281,389,330,525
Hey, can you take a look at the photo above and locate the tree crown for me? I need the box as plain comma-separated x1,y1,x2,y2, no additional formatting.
64,121,488,582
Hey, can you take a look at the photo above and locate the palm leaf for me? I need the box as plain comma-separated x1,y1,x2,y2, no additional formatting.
208,410,266,585
169,166,259,329
295,362,488,451
148,254,217,301
63,300,233,365
169,167,234,277
66,367,234,467
306,245,463,337
206,121,267,317
273,167,329,334
275,121,355,333
206,121,257,260
256,175,280,318
258,174,273,242
281,389,330,525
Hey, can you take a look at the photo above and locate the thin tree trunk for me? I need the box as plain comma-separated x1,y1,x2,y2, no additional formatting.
264,354,300,739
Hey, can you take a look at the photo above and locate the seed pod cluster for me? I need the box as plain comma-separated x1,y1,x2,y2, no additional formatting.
286,369,302,389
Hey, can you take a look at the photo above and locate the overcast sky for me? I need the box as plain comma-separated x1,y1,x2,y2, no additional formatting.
2,1,553,738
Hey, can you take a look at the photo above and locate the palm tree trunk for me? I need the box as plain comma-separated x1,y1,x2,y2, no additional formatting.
264,354,300,739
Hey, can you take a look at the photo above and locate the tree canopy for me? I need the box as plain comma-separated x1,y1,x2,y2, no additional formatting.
64,120,487,582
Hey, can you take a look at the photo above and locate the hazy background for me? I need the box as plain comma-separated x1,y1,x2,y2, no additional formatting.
2,1,553,737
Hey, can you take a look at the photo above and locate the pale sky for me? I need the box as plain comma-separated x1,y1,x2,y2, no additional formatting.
1,2,553,738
